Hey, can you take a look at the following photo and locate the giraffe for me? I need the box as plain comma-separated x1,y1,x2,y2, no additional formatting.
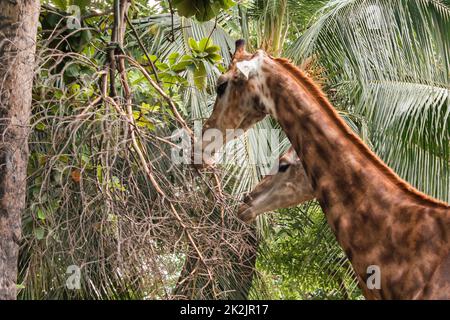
199,40,450,300
238,147,315,223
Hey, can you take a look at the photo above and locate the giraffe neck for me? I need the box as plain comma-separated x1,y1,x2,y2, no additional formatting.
263,59,450,299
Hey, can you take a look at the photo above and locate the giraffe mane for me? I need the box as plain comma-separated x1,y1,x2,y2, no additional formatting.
273,57,450,209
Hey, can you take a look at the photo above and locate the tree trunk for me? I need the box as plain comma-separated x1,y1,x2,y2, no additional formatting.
0,0,40,300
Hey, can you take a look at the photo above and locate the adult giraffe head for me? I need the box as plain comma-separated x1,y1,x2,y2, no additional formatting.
238,147,315,223
197,40,274,165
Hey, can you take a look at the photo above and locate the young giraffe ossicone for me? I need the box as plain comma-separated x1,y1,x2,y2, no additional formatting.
199,40,450,300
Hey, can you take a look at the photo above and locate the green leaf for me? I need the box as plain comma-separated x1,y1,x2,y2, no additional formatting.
69,83,81,95
199,37,212,50
34,227,45,240
109,176,126,191
35,122,46,131
188,37,199,52
54,90,64,99
65,65,80,78
73,0,91,13
81,154,90,166
173,0,235,21
173,56,194,72
16,283,26,290
82,45,95,57
141,103,160,113
96,165,103,184
168,52,180,65
207,53,222,63
52,0,68,10
205,45,220,54
193,61,207,90
217,64,227,73
172,0,197,18
142,55,158,63
155,61,169,71
37,208,46,221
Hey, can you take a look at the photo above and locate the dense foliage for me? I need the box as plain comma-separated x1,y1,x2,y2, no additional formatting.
18,0,449,299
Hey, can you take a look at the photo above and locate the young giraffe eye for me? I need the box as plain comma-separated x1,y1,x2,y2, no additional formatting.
278,163,290,173
217,81,228,96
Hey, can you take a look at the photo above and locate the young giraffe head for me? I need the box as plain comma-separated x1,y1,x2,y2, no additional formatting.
238,147,315,223
198,40,274,165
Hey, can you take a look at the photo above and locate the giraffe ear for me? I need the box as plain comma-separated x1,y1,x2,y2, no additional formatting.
235,52,263,80
285,146,300,162
235,60,253,79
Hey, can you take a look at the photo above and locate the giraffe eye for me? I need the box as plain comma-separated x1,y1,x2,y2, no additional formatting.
217,81,228,96
278,163,290,173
